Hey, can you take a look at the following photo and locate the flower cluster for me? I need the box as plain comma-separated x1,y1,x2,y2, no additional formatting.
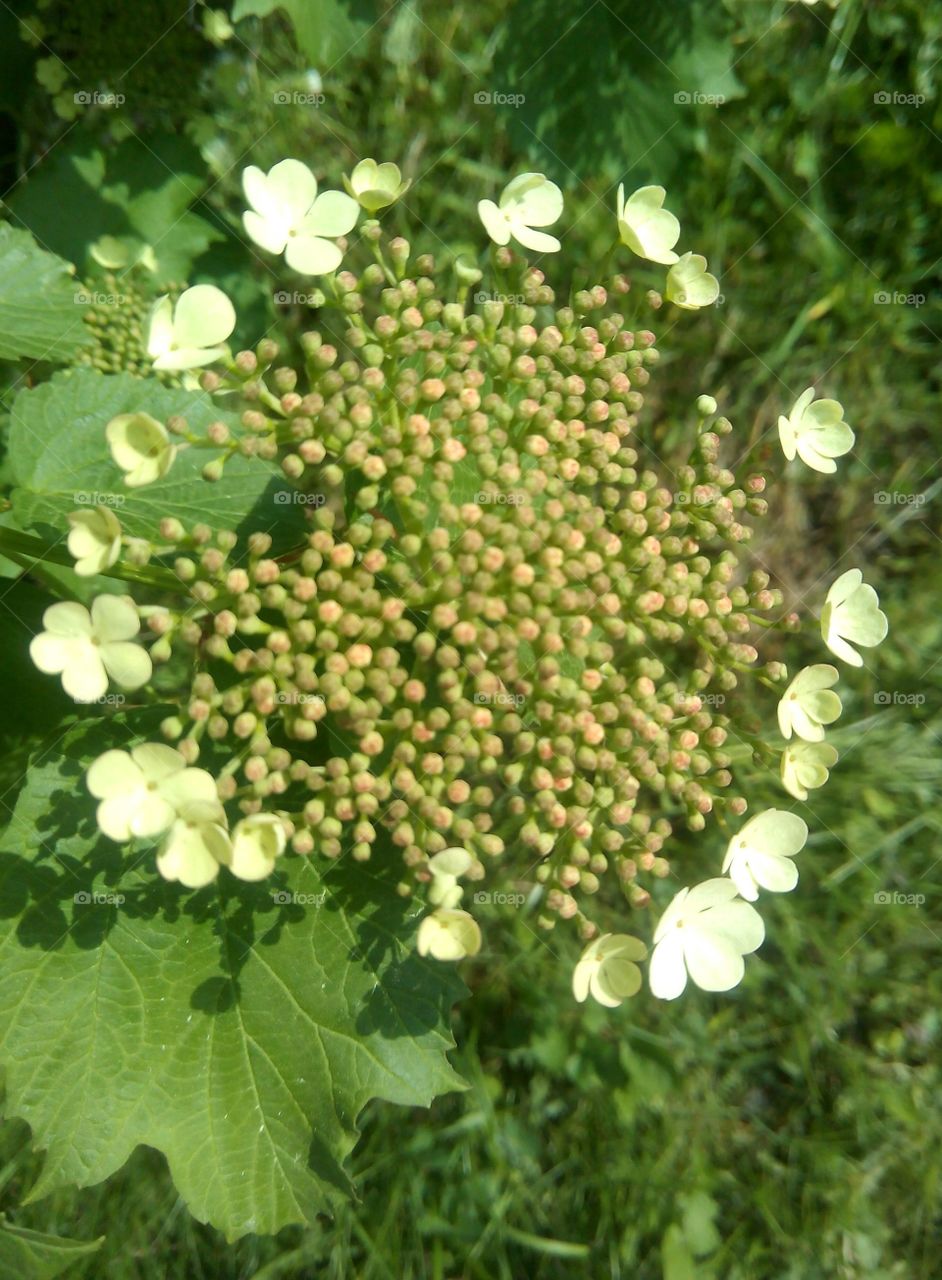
26,155,889,1006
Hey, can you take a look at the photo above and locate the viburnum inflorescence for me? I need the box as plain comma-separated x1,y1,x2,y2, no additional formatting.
27,158,888,1006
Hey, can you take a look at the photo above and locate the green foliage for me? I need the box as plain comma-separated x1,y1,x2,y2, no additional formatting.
0,226,90,363
0,1219,101,1280
493,0,744,183
7,368,298,545
30,0,212,120
0,716,464,1239
6,135,222,283
232,0,378,66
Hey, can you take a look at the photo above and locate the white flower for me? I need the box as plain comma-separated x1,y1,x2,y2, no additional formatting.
478,173,563,254
616,184,680,264
820,568,888,666
228,813,287,881
778,387,855,473
146,284,236,372
30,597,152,702
242,158,359,275
666,252,720,309
777,664,842,740
427,846,474,908
156,800,231,888
66,506,122,576
721,810,808,901
648,878,764,1000
416,908,482,961
106,412,177,487
781,741,838,801
572,933,646,1007
344,158,411,212
87,743,218,841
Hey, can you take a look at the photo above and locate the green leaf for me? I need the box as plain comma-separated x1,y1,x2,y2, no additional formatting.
0,226,91,364
0,716,466,1239
679,1189,721,1257
0,1218,103,1280
233,0,377,66
492,0,744,182
661,1223,698,1280
6,135,221,283
7,369,306,549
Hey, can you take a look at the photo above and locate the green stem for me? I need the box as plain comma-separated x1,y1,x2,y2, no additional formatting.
0,527,184,592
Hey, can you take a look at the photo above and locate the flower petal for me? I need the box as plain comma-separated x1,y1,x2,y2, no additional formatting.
284,233,343,276
173,285,236,349
648,933,688,999
145,296,174,359
243,209,289,255
478,199,511,246
101,641,152,690
303,190,359,237
91,594,140,642
511,223,561,253
683,930,747,992
41,602,93,638
61,650,108,702
87,750,141,799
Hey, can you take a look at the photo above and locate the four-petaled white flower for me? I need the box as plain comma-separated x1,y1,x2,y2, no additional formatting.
242,158,359,275
616,184,680,264
820,568,888,667
777,664,842,740
416,908,482,961
146,284,236,371
721,810,809,902
781,741,838,800
666,252,720,309
30,597,152,703
648,878,764,1000
106,412,177,488
67,505,122,576
157,800,232,888
572,933,647,1007
228,813,287,881
427,846,474,908
478,173,563,254
778,387,855,473
344,158,411,212
87,743,218,842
